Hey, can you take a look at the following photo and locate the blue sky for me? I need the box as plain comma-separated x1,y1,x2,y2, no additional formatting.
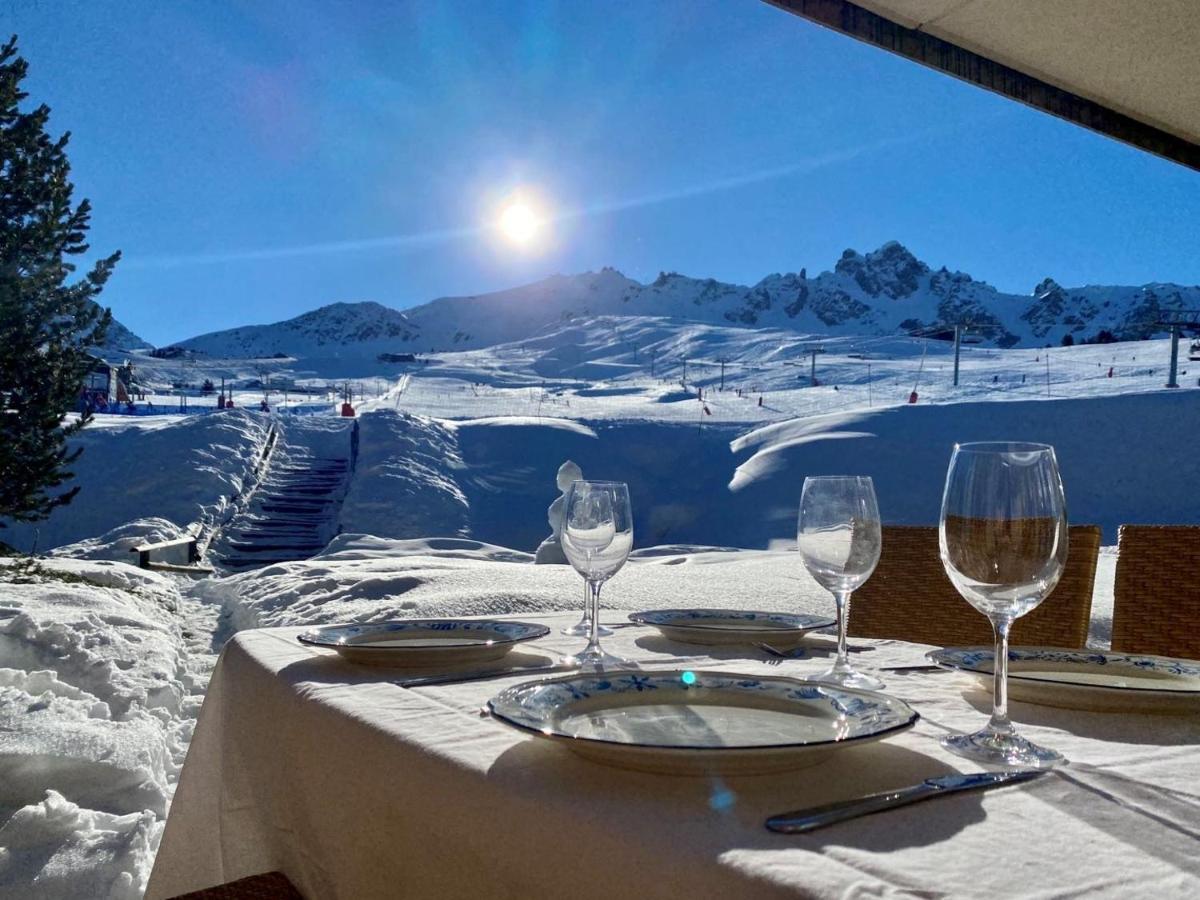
11,0,1200,345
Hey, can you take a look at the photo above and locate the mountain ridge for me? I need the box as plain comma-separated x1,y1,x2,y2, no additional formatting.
172,241,1200,357
93,302,152,353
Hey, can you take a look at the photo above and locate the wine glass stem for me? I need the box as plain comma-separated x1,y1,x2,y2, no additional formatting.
989,616,1014,736
586,580,603,653
833,590,852,672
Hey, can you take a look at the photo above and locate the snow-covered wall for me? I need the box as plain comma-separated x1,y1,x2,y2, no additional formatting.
730,390,1200,543
1,411,272,555
337,412,469,540
339,391,1199,556
337,411,780,551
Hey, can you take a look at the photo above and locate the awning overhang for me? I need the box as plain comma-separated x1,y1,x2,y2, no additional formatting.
765,0,1200,172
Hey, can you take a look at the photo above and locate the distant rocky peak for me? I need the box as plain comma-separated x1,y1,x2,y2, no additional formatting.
928,265,980,300
1034,277,1064,299
576,266,632,286
871,240,920,263
835,241,929,299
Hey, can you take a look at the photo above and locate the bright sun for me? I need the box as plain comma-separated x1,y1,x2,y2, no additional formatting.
498,201,540,245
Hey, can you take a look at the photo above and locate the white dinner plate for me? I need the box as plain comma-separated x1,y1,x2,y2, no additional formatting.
627,608,835,646
297,619,550,667
929,646,1200,714
488,670,918,774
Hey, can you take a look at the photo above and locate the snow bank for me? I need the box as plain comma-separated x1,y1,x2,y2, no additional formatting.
1,411,272,556
0,558,197,897
48,520,190,564
0,791,157,900
730,391,1200,543
337,412,469,540
449,416,599,436
340,393,1198,559
342,413,801,551
197,532,832,632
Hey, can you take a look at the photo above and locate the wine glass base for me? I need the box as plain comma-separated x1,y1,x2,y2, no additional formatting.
940,729,1065,769
562,648,639,672
814,665,885,692
560,620,613,637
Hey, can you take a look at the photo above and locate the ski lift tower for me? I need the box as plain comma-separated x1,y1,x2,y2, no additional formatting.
952,324,970,387
688,356,741,390
1156,311,1200,388
783,346,827,387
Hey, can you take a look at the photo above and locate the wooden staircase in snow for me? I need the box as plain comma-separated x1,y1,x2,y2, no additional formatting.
217,455,351,571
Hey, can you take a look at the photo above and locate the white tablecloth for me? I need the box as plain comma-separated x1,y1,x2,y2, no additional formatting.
147,615,1200,899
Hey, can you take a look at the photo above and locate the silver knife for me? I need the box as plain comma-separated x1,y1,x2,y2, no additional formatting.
397,656,712,688
765,769,1047,834
396,664,576,688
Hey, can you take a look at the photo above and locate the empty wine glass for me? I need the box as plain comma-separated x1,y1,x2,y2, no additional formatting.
797,476,884,691
939,442,1069,768
561,481,635,671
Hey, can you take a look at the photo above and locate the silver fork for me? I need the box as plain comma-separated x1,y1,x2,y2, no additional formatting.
757,641,873,662
753,643,811,657
756,642,804,663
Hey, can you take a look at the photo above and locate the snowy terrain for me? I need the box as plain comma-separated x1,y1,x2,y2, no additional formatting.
2,299,1198,896
97,309,152,354
1,411,273,557
93,309,1198,425
0,556,214,898
172,241,1200,358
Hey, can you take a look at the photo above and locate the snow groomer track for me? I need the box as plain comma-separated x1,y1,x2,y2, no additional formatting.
213,417,355,571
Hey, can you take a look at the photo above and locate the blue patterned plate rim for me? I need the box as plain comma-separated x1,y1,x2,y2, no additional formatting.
487,670,919,752
297,619,551,651
627,609,836,631
928,646,1200,692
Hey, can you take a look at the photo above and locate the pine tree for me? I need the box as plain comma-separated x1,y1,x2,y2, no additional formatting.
0,36,120,527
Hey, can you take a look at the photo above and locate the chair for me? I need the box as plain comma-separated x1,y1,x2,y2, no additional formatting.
1111,525,1200,659
168,871,303,900
848,524,1101,648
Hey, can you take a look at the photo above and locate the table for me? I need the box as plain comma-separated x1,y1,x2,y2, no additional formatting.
147,614,1200,899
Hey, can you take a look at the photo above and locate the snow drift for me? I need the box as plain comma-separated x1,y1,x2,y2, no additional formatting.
730,390,1200,542
0,557,207,898
1,411,272,556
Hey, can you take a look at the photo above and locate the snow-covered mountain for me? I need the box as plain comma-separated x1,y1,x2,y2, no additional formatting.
100,309,152,352
86,300,151,352
175,301,418,359
174,242,1200,357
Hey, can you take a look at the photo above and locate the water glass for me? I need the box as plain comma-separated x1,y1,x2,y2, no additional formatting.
561,480,635,671
797,476,883,690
